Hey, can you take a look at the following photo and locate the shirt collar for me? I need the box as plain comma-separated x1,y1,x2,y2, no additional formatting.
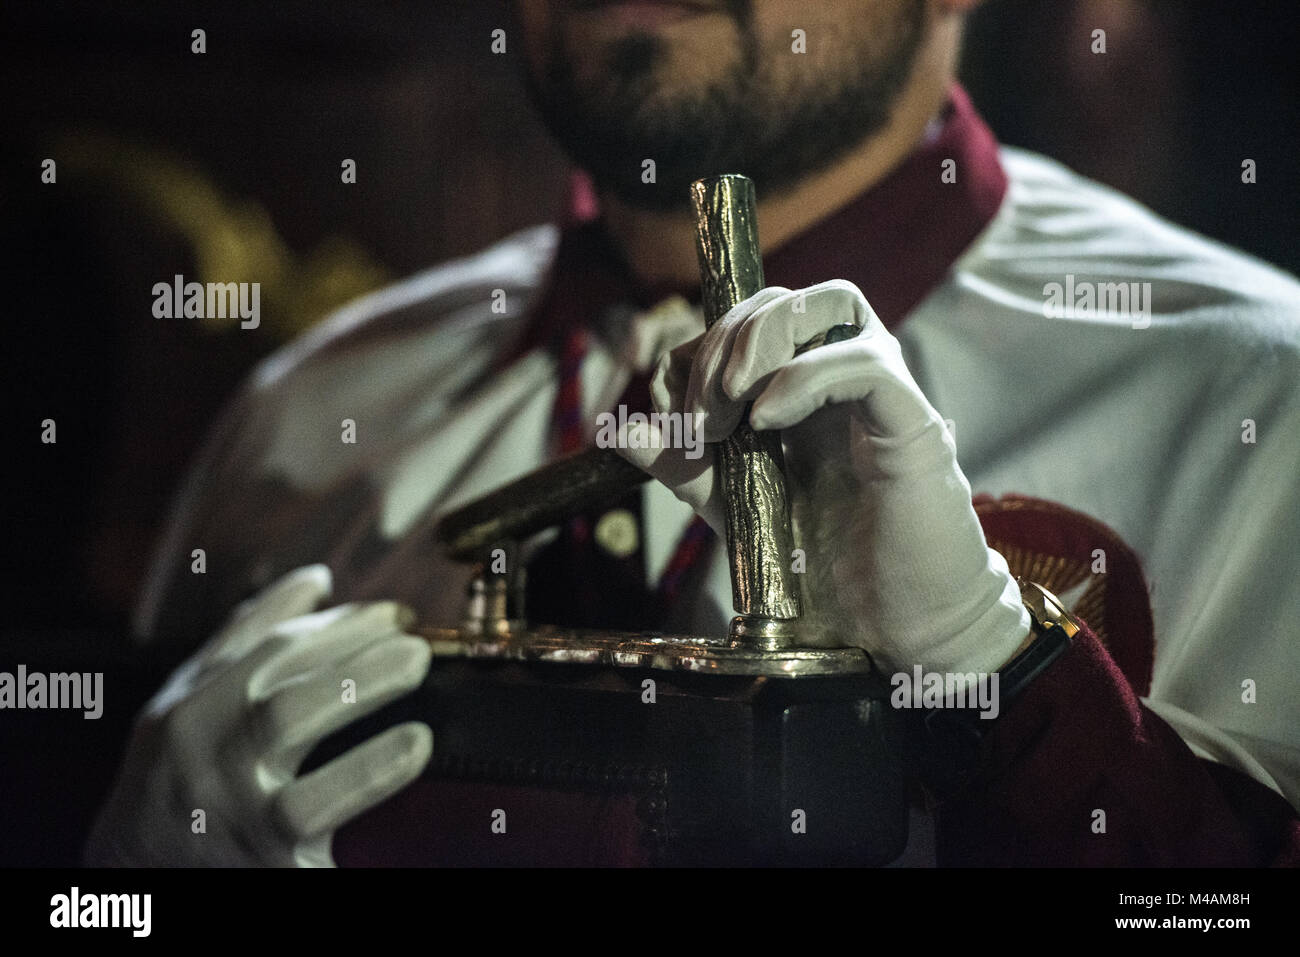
506,82,1006,363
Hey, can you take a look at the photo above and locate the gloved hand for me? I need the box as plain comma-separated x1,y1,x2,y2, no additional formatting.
86,565,433,867
618,280,1030,676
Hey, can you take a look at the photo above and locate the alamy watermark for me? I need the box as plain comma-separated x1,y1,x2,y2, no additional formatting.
0,665,103,719
595,405,706,460
152,273,260,329
50,887,150,937
890,665,1000,720
1043,274,1151,329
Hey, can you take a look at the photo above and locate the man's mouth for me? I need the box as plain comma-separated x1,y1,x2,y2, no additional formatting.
569,0,719,29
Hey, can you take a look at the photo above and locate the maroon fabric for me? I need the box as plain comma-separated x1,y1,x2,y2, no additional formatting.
935,622,1300,867
957,496,1300,865
555,326,589,455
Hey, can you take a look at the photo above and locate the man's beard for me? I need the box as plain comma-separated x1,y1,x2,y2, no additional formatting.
527,0,928,211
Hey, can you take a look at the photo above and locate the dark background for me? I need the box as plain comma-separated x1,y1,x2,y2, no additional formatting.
1,0,1296,865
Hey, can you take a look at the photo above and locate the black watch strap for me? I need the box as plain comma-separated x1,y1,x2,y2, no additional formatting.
910,581,1079,797
995,620,1074,701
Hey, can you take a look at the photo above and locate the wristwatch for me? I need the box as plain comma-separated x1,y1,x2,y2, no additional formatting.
1000,578,1080,699
913,579,1080,793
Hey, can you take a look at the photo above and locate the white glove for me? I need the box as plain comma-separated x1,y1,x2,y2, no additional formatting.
86,565,433,867
619,280,1030,676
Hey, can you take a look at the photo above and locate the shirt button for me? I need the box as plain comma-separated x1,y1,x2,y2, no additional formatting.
594,509,639,558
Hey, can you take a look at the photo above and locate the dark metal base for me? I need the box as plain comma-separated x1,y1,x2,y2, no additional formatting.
306,653,909,867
